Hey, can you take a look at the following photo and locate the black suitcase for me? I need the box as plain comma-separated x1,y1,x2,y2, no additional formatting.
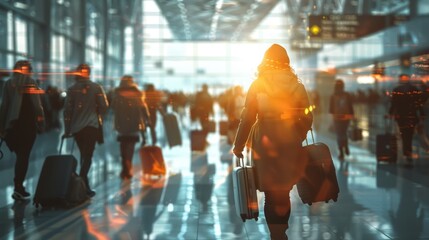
33,138,87,208
297,131,339,205
376,117,397,163
190,130,206,151
376,134,397,163
163,113,182,148
232,157,259,222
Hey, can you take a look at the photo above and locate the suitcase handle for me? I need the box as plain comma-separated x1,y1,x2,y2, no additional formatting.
59,136,75,155
304,128,315,146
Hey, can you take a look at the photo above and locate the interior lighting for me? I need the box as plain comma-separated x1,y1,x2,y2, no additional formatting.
14,2,28,9
357,75,375,84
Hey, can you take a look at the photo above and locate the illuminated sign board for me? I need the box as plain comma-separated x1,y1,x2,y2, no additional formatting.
309,15,409,41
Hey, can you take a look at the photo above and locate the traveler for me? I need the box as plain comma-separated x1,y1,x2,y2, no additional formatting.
194,83,214,133
232,44,313,239
111,75,151,180
389,73,425,166
329,79,354,160
144,83,163,145
0,60,45,200
63,64,108,197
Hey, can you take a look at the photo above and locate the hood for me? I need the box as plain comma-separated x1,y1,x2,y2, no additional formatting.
115,82,141,98
256,69,300,98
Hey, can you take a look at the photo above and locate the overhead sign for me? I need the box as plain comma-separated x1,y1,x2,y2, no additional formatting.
291,39,323,51
308,15,409,41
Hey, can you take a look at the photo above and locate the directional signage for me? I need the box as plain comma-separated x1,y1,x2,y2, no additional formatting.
309,15,409,41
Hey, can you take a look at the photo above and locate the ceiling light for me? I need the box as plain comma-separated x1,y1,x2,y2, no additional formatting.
14,2,28,9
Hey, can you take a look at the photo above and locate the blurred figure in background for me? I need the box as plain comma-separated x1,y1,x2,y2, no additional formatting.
63,64,109,197
226,85,245,144
111,75,151,180
329,79,354,160
389,74,425,166
0,60,45,200
194,83,214,133
144,83,163,145
233,44,313,240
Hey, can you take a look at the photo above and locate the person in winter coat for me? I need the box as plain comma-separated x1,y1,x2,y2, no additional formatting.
63,64,108,197
111,75,151,180
389,73,425,166
232,44,313,240
329,79,354,160
0,60,45,200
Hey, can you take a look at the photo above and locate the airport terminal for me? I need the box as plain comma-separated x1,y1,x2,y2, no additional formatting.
1,0,429,239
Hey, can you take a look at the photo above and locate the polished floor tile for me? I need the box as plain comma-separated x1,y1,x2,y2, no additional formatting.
1,113,429,240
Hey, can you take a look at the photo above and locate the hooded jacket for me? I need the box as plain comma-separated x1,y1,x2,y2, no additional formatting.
63,78,108,136
233,68,313,191
111,80,150,136
0,74,44,137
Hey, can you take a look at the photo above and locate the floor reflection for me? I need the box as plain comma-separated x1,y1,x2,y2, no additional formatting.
1,114,429,239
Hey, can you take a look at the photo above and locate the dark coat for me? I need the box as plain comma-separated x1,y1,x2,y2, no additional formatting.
112,81,150,137
389,82,425,127
234,69,313,191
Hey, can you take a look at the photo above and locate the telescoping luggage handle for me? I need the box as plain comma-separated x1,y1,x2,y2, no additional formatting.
304,128,315,146
59,135,75,155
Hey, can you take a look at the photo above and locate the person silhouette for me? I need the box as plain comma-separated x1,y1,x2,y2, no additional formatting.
329,79,354,160
0,60,45,200
388,73,425,166
232,44,313,239
63,63,109,197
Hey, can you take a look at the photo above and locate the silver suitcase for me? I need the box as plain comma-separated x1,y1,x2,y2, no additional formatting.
232,157,259,222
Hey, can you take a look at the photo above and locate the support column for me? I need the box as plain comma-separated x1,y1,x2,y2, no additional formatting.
102,0,109,86
133,0,143,81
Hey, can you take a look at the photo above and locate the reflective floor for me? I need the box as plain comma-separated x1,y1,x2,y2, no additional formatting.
1,112,429,240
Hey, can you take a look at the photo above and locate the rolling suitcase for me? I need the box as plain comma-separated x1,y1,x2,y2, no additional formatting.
34,138,88,208
140,146,167,176
232,157,259,222
163,113,182,148
296,130,339,205
190,130,206,151
376,134,397,163
376,118,397,163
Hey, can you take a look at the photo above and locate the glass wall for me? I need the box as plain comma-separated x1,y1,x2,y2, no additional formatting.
140,0,298,93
